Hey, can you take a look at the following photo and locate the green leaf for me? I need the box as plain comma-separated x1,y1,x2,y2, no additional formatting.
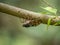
41,7,57,14
47,18,51,30
43,7,57,14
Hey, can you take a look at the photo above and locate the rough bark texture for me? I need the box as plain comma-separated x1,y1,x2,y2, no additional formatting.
0,3,60,26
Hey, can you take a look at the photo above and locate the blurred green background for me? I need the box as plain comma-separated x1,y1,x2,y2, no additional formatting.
0,0,60,45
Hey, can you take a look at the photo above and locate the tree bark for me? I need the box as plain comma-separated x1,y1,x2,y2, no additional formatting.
0,3,60,26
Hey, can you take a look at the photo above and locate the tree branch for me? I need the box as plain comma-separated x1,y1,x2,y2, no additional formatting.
0,2,60,26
